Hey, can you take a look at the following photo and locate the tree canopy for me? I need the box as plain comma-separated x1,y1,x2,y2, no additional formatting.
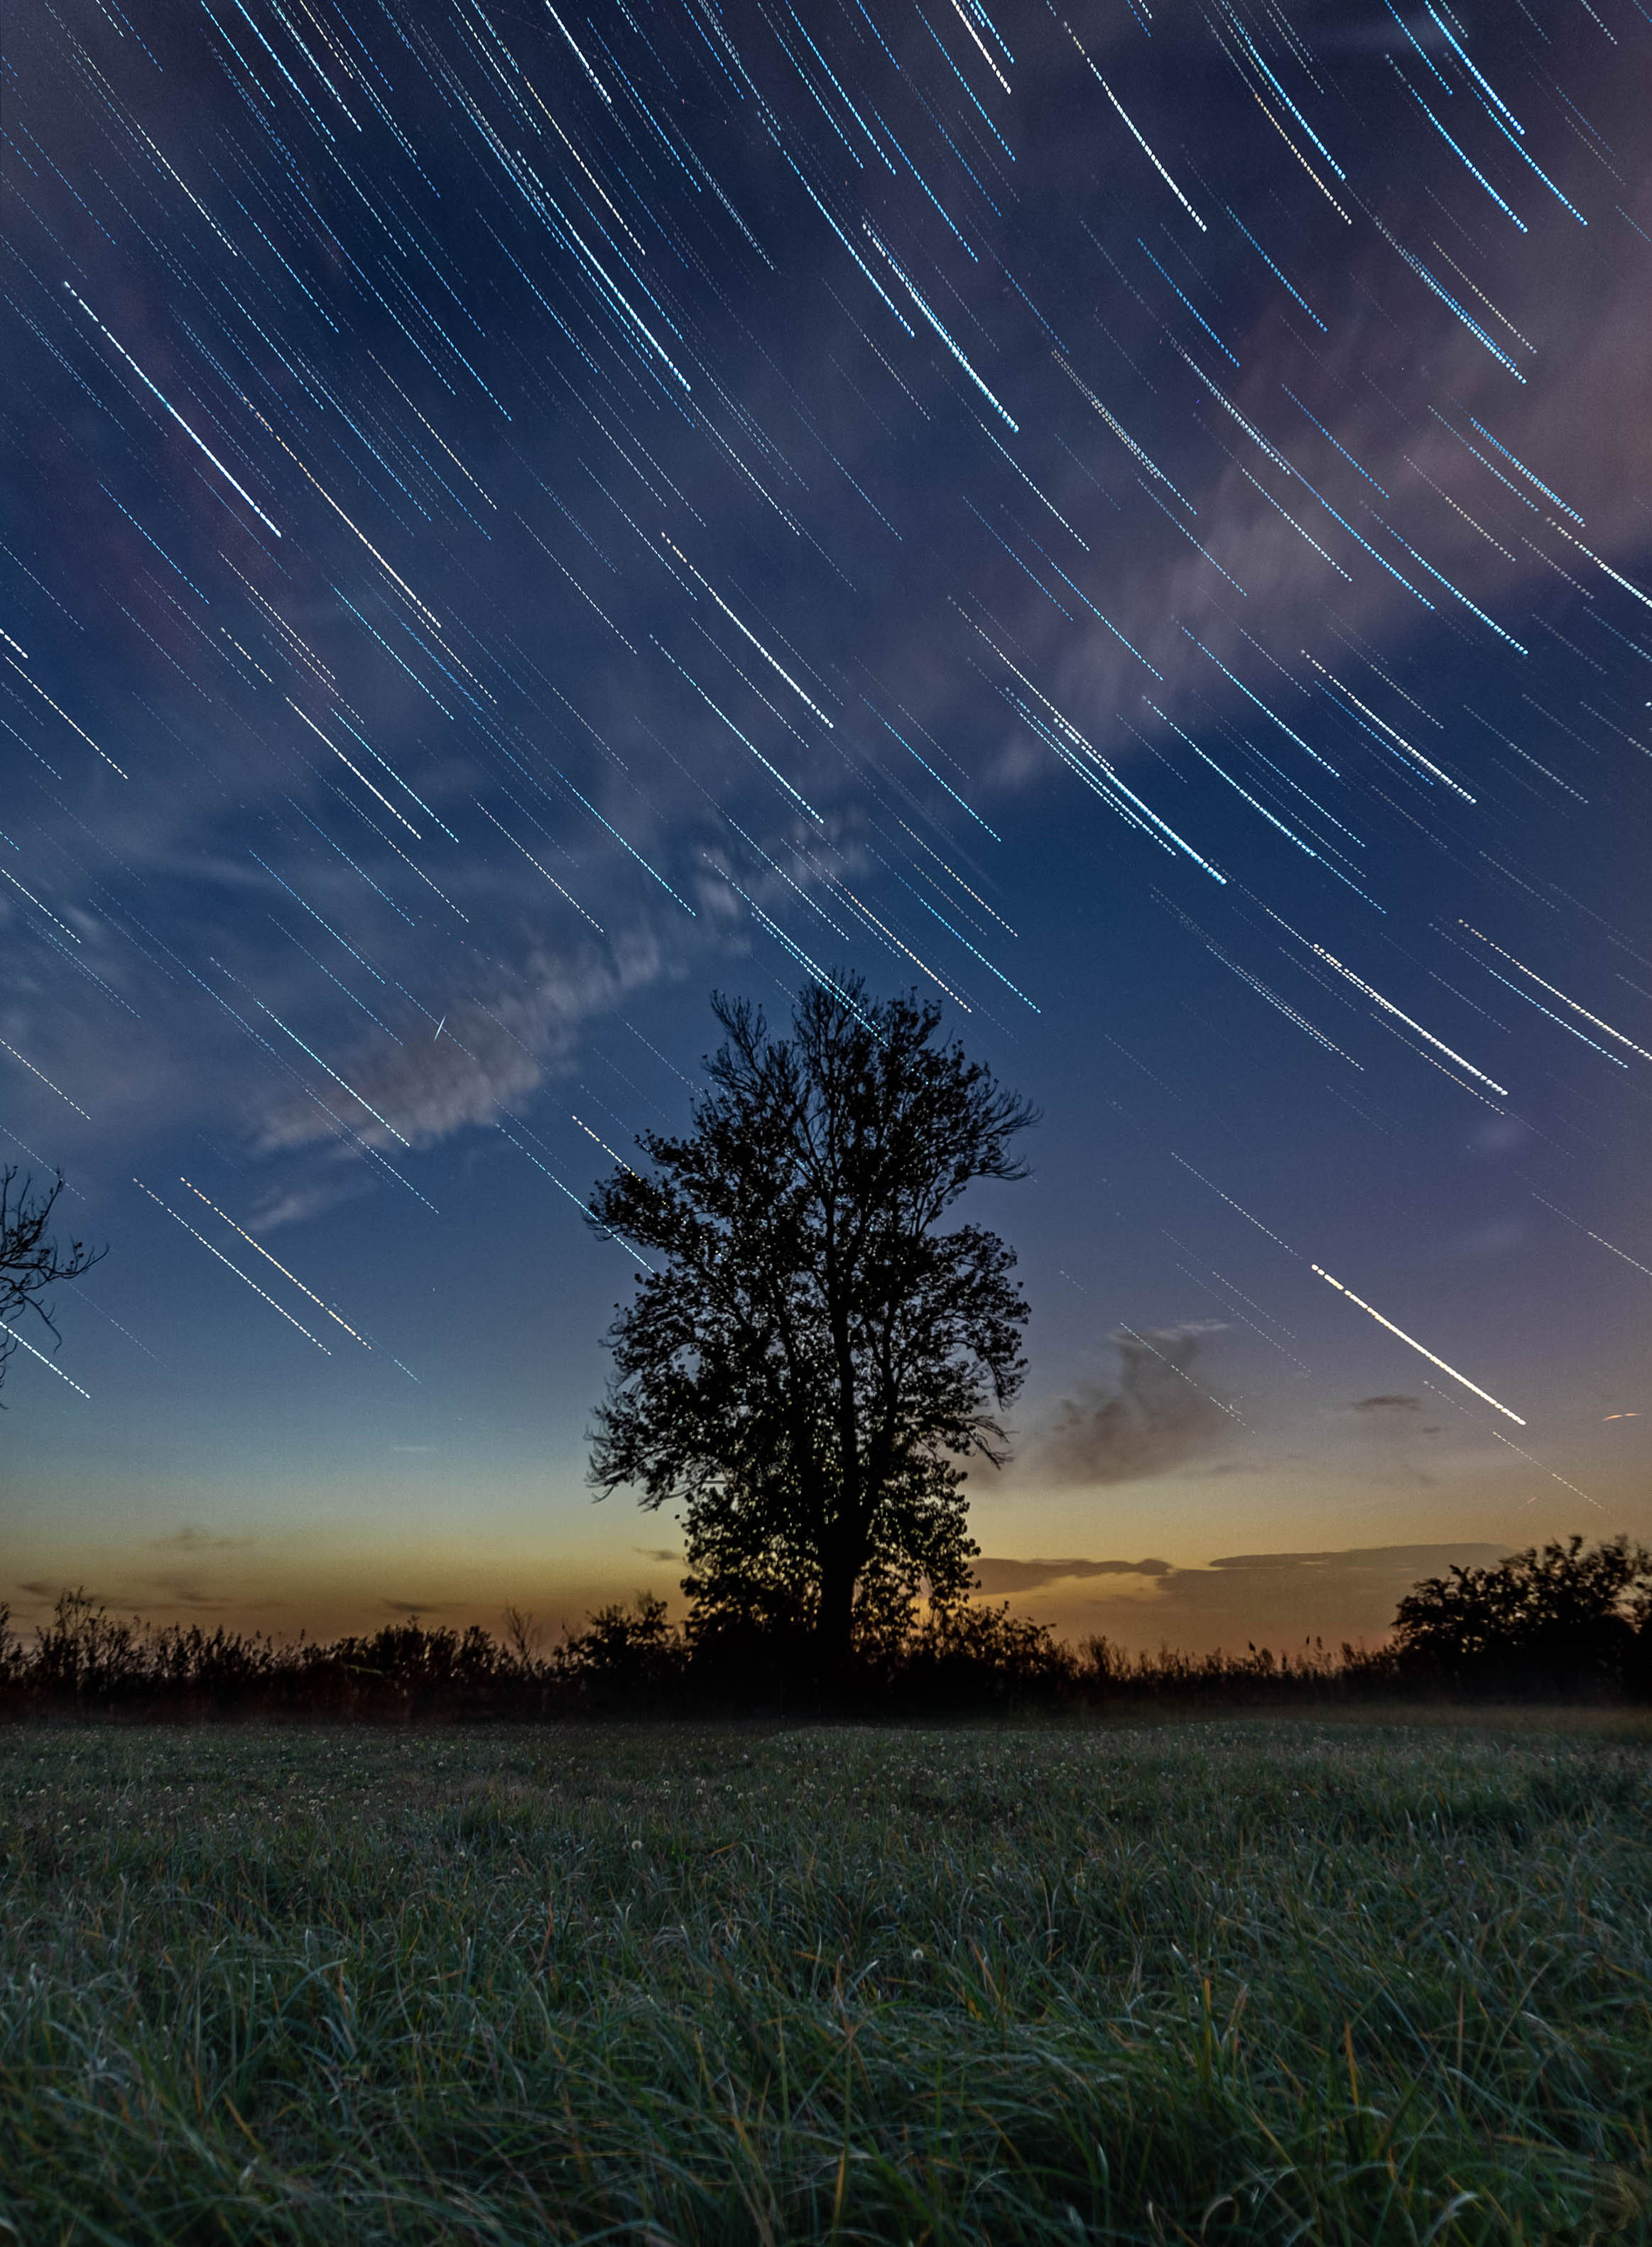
1392,1535,1652,1690
585,977,1036,1672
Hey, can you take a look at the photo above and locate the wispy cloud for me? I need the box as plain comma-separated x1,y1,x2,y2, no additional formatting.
1034,125,1652,778
1036,1324,1237,1486
973,1555,1171,1594
259,933,668,1156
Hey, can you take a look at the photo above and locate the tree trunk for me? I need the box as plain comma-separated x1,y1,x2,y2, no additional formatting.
815,1550,859,1694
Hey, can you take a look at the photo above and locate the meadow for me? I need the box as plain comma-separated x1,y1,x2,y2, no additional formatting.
1,1714,1649,2246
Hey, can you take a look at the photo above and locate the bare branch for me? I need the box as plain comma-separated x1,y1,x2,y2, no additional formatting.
0,1167,106,1402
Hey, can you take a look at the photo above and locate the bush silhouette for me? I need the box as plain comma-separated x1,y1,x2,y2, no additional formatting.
1391,1535,1652,1694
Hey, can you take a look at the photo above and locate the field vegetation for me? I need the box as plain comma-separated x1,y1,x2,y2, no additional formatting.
0,1586,1379,1720
3,1714,1650,2244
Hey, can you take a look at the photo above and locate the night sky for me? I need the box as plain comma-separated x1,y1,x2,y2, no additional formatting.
4,0,1649,1653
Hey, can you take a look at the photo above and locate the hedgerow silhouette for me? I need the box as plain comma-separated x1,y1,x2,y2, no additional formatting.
4,1537,1647,1716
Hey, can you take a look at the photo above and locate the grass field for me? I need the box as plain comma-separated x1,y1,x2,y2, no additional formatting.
2,1715,1650,2245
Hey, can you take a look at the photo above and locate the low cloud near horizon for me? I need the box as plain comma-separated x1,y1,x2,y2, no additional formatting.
4,1540,1558,1657
973,1543,1516,1655
973,1557,1173,1594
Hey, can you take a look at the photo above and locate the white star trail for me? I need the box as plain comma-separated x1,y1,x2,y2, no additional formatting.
1313,1268,1526,1424
1,0,1643,1549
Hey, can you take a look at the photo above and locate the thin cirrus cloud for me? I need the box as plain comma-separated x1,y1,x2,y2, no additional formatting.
1039,84,1652,776
257,936,668,1158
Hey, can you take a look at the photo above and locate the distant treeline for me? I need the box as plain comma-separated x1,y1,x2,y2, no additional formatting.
4,1538,1649,1717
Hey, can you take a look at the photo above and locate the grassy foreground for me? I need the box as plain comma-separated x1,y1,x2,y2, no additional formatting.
2,1717,1650,2245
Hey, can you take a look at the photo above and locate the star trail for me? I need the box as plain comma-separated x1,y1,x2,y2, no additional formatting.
2,0,1648,1627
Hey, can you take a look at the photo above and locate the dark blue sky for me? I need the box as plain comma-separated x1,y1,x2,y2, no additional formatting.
4,0,1649,1645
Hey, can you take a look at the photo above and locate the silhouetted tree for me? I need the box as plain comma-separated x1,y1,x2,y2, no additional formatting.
0,1168,102,1402
1392,1534,1652,1693
558,1591,685,1703
586,977,1035,1678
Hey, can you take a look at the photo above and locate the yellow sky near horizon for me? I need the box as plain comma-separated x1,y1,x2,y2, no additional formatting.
9,1452,1645,1658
